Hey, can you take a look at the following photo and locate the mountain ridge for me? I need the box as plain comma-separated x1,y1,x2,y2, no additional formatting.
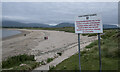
2,20,118,29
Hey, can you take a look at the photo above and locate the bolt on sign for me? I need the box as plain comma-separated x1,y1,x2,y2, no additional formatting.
75,14,103,33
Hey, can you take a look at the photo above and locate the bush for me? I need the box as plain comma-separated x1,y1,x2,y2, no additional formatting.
82,33,97,37
81,50,87,55
2,54,35,68
82,34,88,36
88,33,98,37
85,40,98,48
101,30,117,39
49,65,55,70
47,58,54,63
57,52,62,56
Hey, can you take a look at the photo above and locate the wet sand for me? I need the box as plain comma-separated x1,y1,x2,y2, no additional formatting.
2,29,30,41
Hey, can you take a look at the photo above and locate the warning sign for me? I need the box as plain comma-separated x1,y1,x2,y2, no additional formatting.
75,14,103,33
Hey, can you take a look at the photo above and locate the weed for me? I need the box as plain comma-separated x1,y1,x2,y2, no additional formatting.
47,58,54,63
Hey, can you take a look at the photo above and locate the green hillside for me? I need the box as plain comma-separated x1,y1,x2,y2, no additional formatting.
51,29,119,70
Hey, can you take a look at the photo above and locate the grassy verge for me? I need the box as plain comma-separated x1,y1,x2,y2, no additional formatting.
51,29,119,70
2,54,40,70
19,27,75,33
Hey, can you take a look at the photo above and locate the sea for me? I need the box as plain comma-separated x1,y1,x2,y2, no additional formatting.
1,29,21,38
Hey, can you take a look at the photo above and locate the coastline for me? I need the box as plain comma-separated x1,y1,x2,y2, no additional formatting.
2,28,30,41
2,28,97,70
2,29,46,60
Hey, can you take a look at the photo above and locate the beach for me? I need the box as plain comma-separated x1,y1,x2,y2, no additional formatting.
2,29,97,69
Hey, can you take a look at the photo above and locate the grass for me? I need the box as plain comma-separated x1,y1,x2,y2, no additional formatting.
0,63,1,72
82,33,98,37
85,40,98,49
11,61,39,70
51,29,119,70
2,54,40,70
47,58,54,63
19,27,75,33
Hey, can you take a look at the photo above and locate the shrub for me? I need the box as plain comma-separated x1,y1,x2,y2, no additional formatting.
49,65,55,70
47,58,54,63
2,54,35,68
57,52,62,56
85,40,97,48
88,33,98,37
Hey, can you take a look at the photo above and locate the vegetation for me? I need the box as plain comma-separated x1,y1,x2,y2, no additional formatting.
82,33,98,37
4,27,98,36
23,27,75,33
57,52,62,56
5,27,118,37
2,27,119,71
51,29,119,70
47,58,54,63
24,27,99,36
2,54,40,70
0,63,1,72
49,65,55,71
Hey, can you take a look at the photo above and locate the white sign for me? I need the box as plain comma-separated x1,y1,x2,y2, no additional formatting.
75,14,103,33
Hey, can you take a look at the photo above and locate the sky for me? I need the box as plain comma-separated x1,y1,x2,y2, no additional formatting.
2,2,118,25
1,0,119,2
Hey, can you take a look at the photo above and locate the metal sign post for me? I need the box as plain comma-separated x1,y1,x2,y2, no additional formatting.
98,33,102,72
75,14,103,71
78,33,81,72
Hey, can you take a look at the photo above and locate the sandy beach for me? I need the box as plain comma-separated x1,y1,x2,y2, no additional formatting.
2,29,97,70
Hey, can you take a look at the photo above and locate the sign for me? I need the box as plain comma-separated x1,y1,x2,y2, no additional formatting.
75,14,103,33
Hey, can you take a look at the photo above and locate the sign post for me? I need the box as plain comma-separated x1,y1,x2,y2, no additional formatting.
75,14,103,72
98,33,102,72
78,33,81,72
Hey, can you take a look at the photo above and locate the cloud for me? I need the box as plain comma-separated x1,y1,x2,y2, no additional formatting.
2,2,118,24
1,0,119,2
3,16,28,20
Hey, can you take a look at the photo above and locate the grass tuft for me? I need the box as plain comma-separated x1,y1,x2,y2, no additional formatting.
2,54,39,70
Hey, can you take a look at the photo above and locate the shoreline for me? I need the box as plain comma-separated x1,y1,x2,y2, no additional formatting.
2,28,97,65
2,28,30,41
2,28,98,71
2,29,46,60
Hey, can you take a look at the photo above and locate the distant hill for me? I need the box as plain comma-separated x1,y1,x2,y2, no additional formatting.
2,20,51,28
2,20,118,29
54,22,74,28
54,22,118,29
103,24,118,29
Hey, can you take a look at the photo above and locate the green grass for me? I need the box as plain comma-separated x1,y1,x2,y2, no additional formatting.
19,27,75,33
0,63,1,72
47,58,54,63
52,29,119,70
11,61,39,70
85,40,98,49
82,33,98,37
2,54,40,70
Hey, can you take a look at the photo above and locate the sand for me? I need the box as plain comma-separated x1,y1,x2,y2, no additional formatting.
2,29,97,70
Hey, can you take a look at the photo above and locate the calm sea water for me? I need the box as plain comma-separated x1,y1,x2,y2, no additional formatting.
1,29,21,38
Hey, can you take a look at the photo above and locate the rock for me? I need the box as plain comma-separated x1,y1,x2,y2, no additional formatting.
20,64,27,66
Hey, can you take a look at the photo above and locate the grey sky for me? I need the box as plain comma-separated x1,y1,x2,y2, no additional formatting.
2,2,118,25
